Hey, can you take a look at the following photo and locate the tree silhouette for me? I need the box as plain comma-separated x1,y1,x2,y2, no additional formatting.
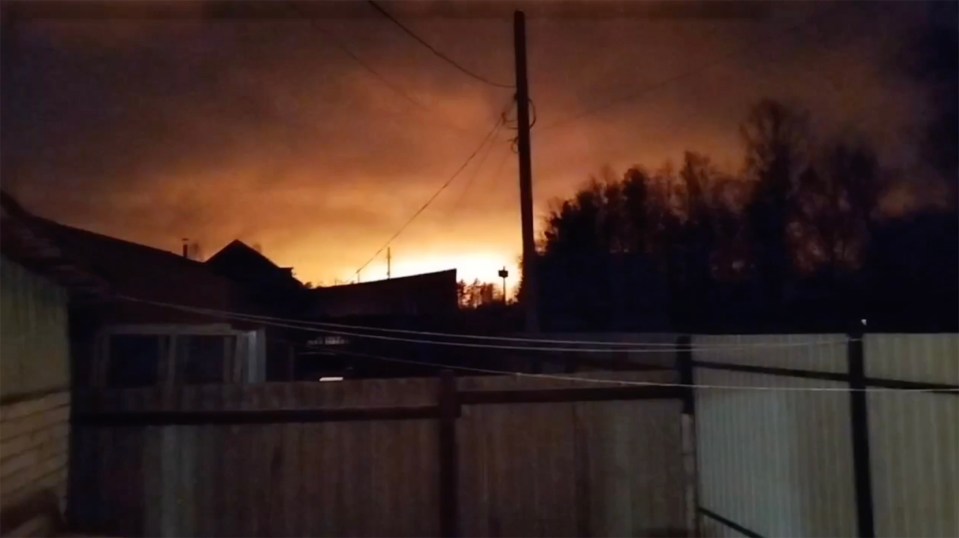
532,97,957,332
740,99,812,317
904,2,958,185
457,279,499,309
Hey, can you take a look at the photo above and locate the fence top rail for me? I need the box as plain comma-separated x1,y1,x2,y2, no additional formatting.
692,360,959,395
73,369,683,415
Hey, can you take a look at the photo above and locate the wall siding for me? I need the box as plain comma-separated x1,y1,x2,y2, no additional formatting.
0,391,71,536
0,257,70,398
0,257,72,537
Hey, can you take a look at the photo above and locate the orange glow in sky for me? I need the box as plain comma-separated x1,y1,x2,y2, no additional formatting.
2,3,946,285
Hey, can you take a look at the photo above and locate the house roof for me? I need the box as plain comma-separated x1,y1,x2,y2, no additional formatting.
315,269,458,293
207,239,281,270
0,191,111,296
308,269,458,318
31,218,249,312
206,239,302,290
1,191,246,314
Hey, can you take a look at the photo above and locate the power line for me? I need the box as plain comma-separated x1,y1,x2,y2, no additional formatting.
119,295,853,352
558,25,862,166
540,3,847,131
111,296,955,393
366,0,514,89
335,350,956,393
445,129,509,217
287,2,424,109
353,100,512,278
126,296,679,353
285,1,478,138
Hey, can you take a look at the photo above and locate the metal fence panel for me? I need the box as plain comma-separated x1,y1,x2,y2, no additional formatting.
694,334,848,373
694,367,857,537
864,334,959,384
865,333,959,538
695,333,959,538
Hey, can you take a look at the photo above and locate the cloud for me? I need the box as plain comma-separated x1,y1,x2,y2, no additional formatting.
2,2,950,282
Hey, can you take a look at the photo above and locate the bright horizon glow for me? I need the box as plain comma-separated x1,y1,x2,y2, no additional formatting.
344,250,520,286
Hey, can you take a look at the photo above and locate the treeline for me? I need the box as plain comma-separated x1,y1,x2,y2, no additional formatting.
530,99,957,332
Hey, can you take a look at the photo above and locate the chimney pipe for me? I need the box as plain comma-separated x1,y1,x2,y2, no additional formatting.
182,238,189,258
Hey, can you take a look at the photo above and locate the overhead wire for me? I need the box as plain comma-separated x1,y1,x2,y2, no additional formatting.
285,1,478,138
366,0,514,89
106,299,952,393
352,99,513,278
448,141,512,215
559,14,881,167
539,3,847,131
120,297,691,353
503,97,536,153
288,1,425,111
445,98,518,216
332,350,957,393
119,294,853,352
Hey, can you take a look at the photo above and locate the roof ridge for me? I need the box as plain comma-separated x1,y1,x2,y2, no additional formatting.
208,238,282,268
314,268,457,290
35,217,210,267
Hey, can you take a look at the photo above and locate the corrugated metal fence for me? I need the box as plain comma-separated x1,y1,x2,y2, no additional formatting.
68,371,689,537
691,333,959,538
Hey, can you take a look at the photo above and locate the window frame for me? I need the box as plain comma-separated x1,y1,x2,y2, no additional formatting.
93,324,259,388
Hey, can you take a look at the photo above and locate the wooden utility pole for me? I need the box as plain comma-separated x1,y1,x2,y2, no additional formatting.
498,267,509,305
386,247,391,280
513,10,539,332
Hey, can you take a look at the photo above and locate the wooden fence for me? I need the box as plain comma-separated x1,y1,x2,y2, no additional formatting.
68,370,688,537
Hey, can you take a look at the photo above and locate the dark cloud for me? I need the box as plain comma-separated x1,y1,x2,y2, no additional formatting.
1,1,950,282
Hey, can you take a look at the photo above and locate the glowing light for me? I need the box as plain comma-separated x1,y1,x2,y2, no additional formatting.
346,250,519,284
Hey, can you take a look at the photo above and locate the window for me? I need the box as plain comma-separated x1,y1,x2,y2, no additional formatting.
107,335,162,387
99,326,256,387
176,335,227,385
305,335,350,347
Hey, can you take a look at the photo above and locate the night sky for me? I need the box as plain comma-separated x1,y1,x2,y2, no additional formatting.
1,1,950,285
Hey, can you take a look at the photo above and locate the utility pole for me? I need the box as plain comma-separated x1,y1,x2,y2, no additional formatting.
498,267,509,305
513,10,539,332
386,247,392,280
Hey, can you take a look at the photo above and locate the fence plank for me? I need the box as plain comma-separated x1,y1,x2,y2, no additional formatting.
69,371,686,538
141,426,162,537
117,425,145,536
317,423,341,537
300,423,320,537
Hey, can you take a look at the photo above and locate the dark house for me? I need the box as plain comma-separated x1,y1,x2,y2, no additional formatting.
205,240,304,314
308,269,458,320
0,193,287,388
0,192,110,536
204,239,307,378
296,270,459,379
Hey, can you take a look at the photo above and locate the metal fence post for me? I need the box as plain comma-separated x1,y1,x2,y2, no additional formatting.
438,369,460,537
848,330,876,538
677,335,694,415
676,335,699,537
